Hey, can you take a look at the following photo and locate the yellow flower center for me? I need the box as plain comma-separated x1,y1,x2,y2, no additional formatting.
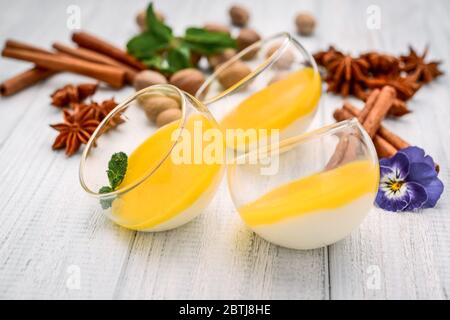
391,181,404,192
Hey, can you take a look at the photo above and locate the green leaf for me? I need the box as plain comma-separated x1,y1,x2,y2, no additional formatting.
183,27,236,55
146,3,172,42
127,32,170,59
107,152,128,190
167,45,191,72
98,186,113,210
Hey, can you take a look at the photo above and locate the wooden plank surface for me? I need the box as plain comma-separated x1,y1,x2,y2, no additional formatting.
0,0,448,299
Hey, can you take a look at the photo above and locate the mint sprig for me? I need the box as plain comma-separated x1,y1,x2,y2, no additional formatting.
98,152,128,209
127,2,236,74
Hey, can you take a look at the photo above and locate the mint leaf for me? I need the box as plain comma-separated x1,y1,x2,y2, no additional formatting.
127,32,170,59
146,3,172,42
183,27,236,55
167,45,191,72
99,186,113,209
107,152,128,190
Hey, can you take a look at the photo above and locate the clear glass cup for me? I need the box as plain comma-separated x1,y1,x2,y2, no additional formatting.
196,32,322,146
227,119,380,250
79,84,224,232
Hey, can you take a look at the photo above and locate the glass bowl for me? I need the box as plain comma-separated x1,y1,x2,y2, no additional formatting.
197,32,321,146
79,84,224,232
227,119,380,250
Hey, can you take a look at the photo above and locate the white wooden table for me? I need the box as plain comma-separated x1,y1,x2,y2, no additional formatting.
0,0,449,299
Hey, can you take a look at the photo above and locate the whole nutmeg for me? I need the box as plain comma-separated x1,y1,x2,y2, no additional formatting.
295,12,316,36
237,28,261,60
217,61,252,89
204,23,230,34
156,108,182,127
265,44,295,69
170,68,205,95
208,49,237,69
136,9,165,31
139,95,180,122
229,5,249,27
133,70,167,91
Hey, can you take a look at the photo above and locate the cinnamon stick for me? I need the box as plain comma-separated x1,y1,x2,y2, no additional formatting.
325,135,349,170
373,135,398,158
5,39,52,54
362,86,396,138
333,108,397,158
358,88,380,123
1,67,55,96
1,40,57,96
2,47,125,88
343,102,410,150
53,42,137,84
72,31,146,71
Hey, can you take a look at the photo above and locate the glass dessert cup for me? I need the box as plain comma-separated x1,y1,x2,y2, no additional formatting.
79,84,224,232
196,32,322,148
227,119,380,250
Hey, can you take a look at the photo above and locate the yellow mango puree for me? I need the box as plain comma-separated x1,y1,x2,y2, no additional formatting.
220,67,321,132
111,114,223,230
238,160,379,226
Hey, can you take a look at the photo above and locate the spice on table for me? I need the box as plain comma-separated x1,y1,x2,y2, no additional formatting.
265,44,295,69
208,49,236,69
229,5,250,27
51,83,98,108
156,108,182,127
295,12,316,36
323,53,370,97
204,23,231,34
237,28,261,60
133,70,167,91
313,45,444,108
2,46,126,88
400,46,443,84
1,67,55,96
50,109,100,156
52,42,138,84
169,68,205,95
139,95,180,122
217,60,251,89
73,31,146,71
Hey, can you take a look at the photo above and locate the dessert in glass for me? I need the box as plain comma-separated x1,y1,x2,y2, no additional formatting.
227,119,380,250
79,84,224,231
196,32,322,147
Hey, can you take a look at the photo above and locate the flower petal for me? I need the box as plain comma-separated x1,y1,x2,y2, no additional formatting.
405,181,428,211
423,178,444,208
380,152,410,180
399,146,434,169
376,190,410,212
408,162,437,185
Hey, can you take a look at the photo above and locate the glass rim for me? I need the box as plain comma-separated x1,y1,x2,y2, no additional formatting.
79,84,196,198
231,118,378,164
196,32,319,104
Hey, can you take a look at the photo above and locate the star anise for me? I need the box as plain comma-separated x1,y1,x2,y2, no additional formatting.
400,46,443,84
360,52,400,77
50,109,100,156
313,46,344,67
325,55,370,97
364,73,421,100
51,83,98,108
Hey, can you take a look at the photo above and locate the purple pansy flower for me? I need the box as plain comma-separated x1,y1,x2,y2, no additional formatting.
375,146,444,212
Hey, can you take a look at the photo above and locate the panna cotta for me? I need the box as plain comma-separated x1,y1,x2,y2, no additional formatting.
110,114,223,231
235,160,379,249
